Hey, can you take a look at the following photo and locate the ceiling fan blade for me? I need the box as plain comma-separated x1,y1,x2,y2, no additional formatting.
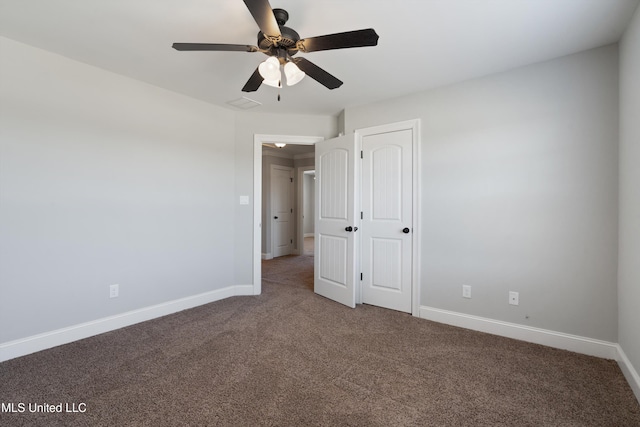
298,28,379,53
243,0,281,37
242,67,264,92
292,58,343,90
172,43,258,52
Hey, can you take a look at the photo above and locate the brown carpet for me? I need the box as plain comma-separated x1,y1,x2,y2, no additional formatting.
1,253,639,426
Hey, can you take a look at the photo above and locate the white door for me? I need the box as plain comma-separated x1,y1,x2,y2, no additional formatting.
271,165,294,258
314,135,358,308
360,128,413,312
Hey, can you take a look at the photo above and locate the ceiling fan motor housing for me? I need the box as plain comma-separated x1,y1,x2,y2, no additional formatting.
258,27,300,55
257,9,299,56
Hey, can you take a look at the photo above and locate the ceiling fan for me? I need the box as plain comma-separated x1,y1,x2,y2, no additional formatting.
172,0,379,92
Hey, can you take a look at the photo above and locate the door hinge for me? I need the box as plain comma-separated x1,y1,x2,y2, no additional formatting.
291,239,293,244
290,177,293,182
360,273,363,281
291,208,293,213
360,150,363,159
361,211,363,220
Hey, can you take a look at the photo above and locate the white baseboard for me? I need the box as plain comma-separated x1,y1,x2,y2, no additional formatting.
304,233,314,238
0,284,255,363
262,252,273,260
616,345,640,403
419,306,619,360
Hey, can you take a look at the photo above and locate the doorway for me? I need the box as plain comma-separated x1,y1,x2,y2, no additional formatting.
252,134,324,295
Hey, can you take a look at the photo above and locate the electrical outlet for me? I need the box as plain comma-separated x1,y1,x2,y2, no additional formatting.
110,284,119,299
509,291,519,306
462,285,471,299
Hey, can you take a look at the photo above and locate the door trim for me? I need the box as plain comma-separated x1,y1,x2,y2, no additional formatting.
253,134,324,295
355,119,421,316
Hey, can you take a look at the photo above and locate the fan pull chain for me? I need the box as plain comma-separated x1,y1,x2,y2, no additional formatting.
278,80,281,101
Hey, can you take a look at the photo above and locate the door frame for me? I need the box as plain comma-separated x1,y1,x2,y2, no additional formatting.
253,134,324,295
355,119,421,316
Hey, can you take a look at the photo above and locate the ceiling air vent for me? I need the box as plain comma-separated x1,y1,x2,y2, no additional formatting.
226,97,262,110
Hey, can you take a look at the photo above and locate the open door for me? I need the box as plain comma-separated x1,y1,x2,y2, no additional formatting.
314,134,358,308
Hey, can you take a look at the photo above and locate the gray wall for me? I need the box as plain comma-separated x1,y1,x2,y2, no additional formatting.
0,37,237,342
344,45,620,342
619,6,640,381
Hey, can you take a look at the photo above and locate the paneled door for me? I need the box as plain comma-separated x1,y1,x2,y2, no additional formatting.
314,135,358,308
360,128,413,313
271,165,294,258
314,120,417,313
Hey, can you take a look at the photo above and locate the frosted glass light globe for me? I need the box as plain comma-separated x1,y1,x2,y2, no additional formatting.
258,57,281,81
284,62,305,86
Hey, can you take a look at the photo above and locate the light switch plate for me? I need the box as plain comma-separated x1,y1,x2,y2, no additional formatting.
462,285,471,299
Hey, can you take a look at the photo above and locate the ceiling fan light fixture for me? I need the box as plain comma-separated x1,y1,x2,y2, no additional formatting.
274,143,286,148
284,62,305,86
258,56,281,81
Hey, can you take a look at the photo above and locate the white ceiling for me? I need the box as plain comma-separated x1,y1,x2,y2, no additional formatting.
1,0,638,116
263,143,314,157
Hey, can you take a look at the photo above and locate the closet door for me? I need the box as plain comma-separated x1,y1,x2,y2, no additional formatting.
360,127,413,313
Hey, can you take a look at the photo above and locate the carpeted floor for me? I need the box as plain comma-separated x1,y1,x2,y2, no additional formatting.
1,253,639,426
